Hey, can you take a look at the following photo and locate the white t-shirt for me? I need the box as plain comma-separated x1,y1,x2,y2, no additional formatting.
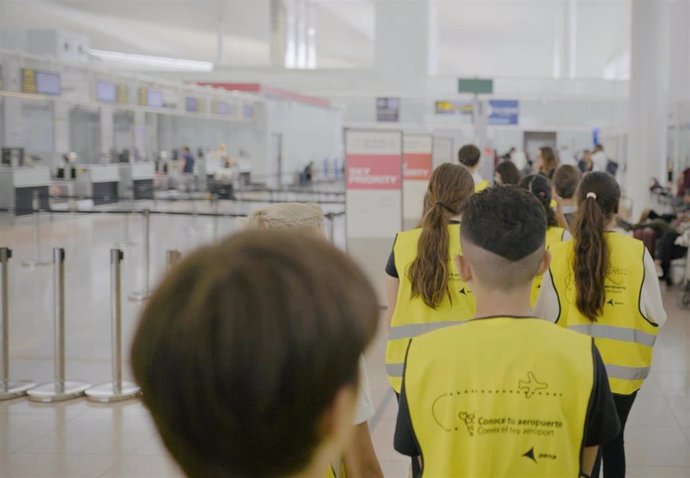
592,151,608,173
353,356,375,425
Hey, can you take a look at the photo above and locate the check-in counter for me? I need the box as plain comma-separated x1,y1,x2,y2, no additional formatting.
118,162,155,200
0,166,51,216
74,164,120,205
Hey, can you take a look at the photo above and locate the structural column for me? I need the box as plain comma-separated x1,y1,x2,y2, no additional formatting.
626,0,670,218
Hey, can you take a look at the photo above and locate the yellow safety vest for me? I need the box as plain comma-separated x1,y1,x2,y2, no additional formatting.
549,233,658,395
530,227,567,306
475,179,490,192
386,224,476,393
403,318,593,478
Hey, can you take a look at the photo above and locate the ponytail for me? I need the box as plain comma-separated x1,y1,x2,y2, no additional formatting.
409,203,451,308
572,172,621,321
518,174,558,227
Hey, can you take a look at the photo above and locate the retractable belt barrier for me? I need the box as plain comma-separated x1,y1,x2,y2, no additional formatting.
27,248,90,402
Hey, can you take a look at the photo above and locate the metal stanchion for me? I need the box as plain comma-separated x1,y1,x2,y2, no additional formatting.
86,250,140,402
186,193,201,233
115,195,136,247
0,247,35,400
22,191,50,268
129,209,152,301
212,194,220,242
166,250,182,270
326,213,336,244
28,248,90,402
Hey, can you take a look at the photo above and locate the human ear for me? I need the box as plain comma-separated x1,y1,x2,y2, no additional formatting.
536,249,551,276
456,255,473,283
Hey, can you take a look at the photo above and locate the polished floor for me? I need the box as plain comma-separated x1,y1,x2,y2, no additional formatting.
0,198,688,477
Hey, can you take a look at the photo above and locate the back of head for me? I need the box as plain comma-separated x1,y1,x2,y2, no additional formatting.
496,161,521,186
553,165,582,200
458,144,481,169
246,202,324,233
518,174,557,227
572,172,621,321
131,230,379,477
410,163,474,308
460,187,547,291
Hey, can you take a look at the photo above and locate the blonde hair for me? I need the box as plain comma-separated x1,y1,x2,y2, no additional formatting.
246,203,325,232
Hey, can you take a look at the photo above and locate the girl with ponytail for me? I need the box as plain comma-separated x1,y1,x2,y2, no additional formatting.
384,163,475,394
536,172,666,478
519,174,570,305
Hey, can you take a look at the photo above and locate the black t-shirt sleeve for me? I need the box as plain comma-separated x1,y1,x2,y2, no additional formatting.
584,343,621,447
394,383,420,457
385,250,398,278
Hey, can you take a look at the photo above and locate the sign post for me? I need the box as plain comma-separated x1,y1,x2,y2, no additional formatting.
433,137,454,169
345,130,403,304
402,134,433,229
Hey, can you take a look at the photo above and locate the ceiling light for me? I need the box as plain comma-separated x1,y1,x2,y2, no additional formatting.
89,49,214,72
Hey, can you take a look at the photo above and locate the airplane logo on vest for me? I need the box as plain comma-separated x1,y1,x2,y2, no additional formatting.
458,288,472,295
518,372,548,399
523,447,537,463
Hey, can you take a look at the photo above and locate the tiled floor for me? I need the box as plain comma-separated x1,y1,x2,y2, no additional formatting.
0,198,689,477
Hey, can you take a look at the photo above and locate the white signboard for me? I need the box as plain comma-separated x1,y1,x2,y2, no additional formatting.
403,133,433,230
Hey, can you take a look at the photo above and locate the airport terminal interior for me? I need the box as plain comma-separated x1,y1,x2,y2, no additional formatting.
0,0,689,477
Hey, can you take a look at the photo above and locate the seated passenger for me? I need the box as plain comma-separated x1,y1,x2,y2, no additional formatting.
130,230,379,478
394,187,620,478
495,160,521,186
553,164,582,227
247,202,383,478
458,144,489,191
519,174,570,305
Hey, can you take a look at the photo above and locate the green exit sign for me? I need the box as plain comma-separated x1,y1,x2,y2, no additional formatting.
458,78,493,95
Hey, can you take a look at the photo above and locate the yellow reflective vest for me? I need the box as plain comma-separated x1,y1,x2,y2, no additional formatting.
386,224,476,393
530,226,568,306
403,318,594,477
548,233,658,395
475,179,490,192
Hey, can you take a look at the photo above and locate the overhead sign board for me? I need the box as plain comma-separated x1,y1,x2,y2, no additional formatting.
22,69,61,95
458,78,493,95
435,100,474,116
377,97,400,122
488,99,519,125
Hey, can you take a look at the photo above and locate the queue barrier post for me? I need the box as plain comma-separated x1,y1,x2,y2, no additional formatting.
86,249,141,402
129,209,152,301
22,191,50,268
115,194,136,247
213,195,220,242
28,248,90,402
0,247,35,400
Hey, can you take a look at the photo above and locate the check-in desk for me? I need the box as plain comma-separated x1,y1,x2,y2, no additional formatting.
0,167,51,216
119,162,155,200
74,165,120,205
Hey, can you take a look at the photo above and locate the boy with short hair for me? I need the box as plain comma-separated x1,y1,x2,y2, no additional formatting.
394,187,620,478
458,144,489,191
131,230,380,478
553,164,582,227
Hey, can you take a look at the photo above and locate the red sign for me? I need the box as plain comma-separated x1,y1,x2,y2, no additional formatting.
403,154,432,180
347,155,401,190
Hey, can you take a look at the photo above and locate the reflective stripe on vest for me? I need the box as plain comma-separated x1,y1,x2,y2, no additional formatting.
385,224,476,393
530,226,567,307
403,318,593,477
549,233,658,395
568,324,657,347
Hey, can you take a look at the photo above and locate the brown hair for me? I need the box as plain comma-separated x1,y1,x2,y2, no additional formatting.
131,231,379,477
409,163,474,308
539,146,558,176
496,161,521,185
572,172,620,321
553,165,581,199
519,174,558,228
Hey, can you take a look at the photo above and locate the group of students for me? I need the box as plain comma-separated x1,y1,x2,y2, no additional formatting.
128,143,667,478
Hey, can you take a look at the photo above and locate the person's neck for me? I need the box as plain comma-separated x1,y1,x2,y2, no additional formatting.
472,283,534,318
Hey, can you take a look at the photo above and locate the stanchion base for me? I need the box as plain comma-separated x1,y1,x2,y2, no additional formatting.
27,381,90,403
21,260,51,268
85,382,141,403
128,291,152,302
0,380,36,400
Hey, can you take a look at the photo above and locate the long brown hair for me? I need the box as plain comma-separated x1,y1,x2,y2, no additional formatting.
409,163,474,308
539,146,558,177
572,172,620,321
